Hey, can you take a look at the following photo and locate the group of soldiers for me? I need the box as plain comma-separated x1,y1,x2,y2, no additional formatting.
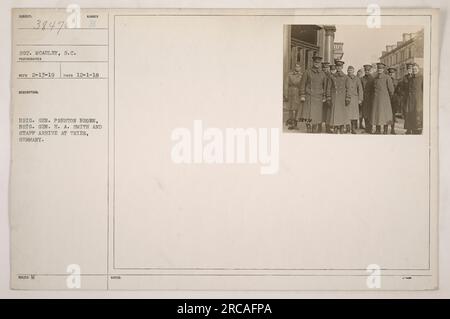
284,55,423,134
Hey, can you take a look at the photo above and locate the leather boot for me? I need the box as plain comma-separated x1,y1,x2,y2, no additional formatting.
365,119,372,133
391,124,396,135
351,120,357,134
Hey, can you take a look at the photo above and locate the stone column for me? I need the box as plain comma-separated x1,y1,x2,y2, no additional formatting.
317,29,325,59
298,48,305,70
323,25,336,63
283,25,292,82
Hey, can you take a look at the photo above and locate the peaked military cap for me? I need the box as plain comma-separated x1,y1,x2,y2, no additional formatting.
312,56,323,62
387,67,397,72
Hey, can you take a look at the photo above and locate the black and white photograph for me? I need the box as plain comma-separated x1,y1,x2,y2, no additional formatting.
283,24,425,134
1,3,446,299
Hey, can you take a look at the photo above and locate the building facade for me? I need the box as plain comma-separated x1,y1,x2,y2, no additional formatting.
283,25,342,80
333,42,344,61
379,29,424,80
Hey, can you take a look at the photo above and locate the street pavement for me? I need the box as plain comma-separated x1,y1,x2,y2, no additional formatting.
282,108,407,135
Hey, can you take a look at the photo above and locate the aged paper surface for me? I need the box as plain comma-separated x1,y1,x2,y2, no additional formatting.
10,8,439,290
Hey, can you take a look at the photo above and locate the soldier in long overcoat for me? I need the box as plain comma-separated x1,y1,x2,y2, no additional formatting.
284,63,303,130
400,63,423,134
360,64,374,133
357,68,365,128
371,63,394,134
388,67,401,134
299,56,328,133
321,62,333,133
347,65,364,134
327,60,351,134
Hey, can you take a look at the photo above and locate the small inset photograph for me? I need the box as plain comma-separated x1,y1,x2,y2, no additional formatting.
283,25,424,134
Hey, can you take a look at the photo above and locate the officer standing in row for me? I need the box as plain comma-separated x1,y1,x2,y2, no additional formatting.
328,60,351,134
371,62,394,134
360,64,374,133
299,56,328,133
401,62,423,134
321,62,333,133
284,63,303,130
387,67,401,134
346,65,364,134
